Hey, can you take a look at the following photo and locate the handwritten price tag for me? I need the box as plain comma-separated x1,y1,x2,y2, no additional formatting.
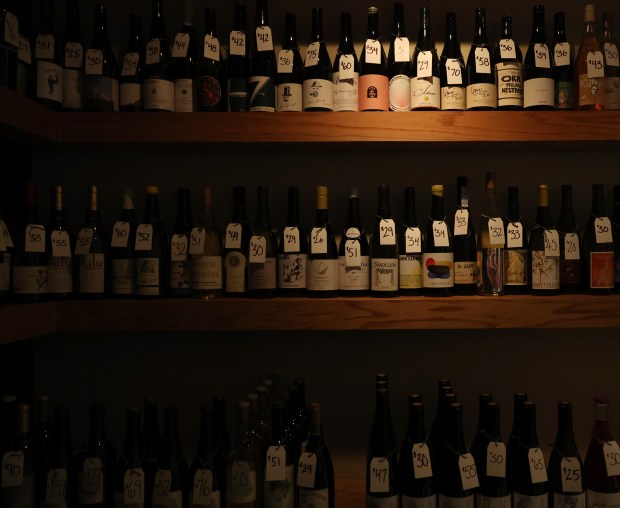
506,222,523,249
82,458,103,499
339,54,354,79
46,468,67,504
544,230,560,257
2,452,24,487
475,47,491,74
171,233,188,261
433,221,449,247
534,43,550,69
0,220,13,249
344,239,360,268
499,39,516,60
417,51,432,78
561,457,582,493
229,31,246,56
605,43,620,67
193,469,214,505
85,49,103,75
146,39,161,65
25,224,45,253
278,49,293,73
595,217,613,244
587,51,605,78
459,453,479,490
153,469,171,505
311,227,327,254
604,441,620,476
35,34,54,60
111,221,130,248
369,457,390,493
225,223,242,249
121,52,139,77
305,42,319,67
265,446,286,482
249,236,266,264
486,442,506,478
51,230,71,257
64,42,83,68
380,219,396,246
528,448,548,484
412,443,432,479
283,226,300,253
75,228,93,255
488,218,505,246
406,227,421,254
4,12,18,47
135,224,153,251
124,468,145,505
564,233,580,260
454,209,468,236
190,228,206,255
365,39,381,65
256,27,273,52
554,42,571,67
446,59,463,85
297,453,317,489
172,33,190,58
204,35,219,61
395,37,409,63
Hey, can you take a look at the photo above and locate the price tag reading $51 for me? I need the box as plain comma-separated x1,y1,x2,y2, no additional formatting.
265,446,286,482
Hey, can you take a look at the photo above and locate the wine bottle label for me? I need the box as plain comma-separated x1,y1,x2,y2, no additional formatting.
276,82,302,112
401,494,437,508
198,76,223,111
48,256,73,293
278,253,307,289
512,493,547,508
554,493,585,508
437,494,474,508
175,78,194,112
524,78,554,108
136,258,161,296
143,78,175,112
307,258,339,291
191,256,223,290
578,75,605,108
333,71,359,112
62,68,84,110
227,78,248,112
13,265,47,294
248,256,276,290
411,76,440,110
389,74,411,111
170,260,191,291
299,488,329,508
1,474,33,506
230,463,256,503
2,451,24,486
36,34,54,59
503,249,527,286
455,261,476,285
555,81,574,110
249,76,275,112
422,252,454,289
224,251,247,293
122,468,144,505
359,74,389,111
111,259,136,295
86,76,119,112
18,35,31,64
531,250,560,290
589,252,614,289
264,464,295,508
441,86,466,111
0,253,11,292
120,83,141,109
367,494,399,508
46,468,68,506
605,77,620,110
466,83,496,109
476,249,503,294
36,60,63,103
191,469,219,507
496,62,523,108
476,494,511,508
399,255,423,289
371,258,398,291
339,256,370,290
586,490,620,508
113,491,142,508
79,458,104,503
303,78,334,111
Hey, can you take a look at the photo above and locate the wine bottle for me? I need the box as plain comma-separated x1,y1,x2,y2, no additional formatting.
307,186,339,297
62,0,84,111
248,186,277,297
249,0,276,112
423,185,454,297
213,395,231,508
523,5,554,110
277,185,308,296
333,12,359,112
34,395,53,508
557,185,582,293
612,186,620,292
113,407,146,508
0,395,18,457
0,210,13,299
359,7,389,111
291,378,310,455
440,12,466,111
16,0,34,99
399,187,423,295
371,185,399,296
143,0,174,112
551,12,575,110
171,0,197,113
198,7,225,112
576,5,606,110
453,176,477,296
548,401,585,508
84,4,119,112
503,186,529,295
366,375,399,508
429,382,455,488
470,392,493,464
302,7,333,111
581,183,614,294
338,188,369,295
169,188,193,297
507,393,528,492
12,181,48,303
110,188,137,297
297,402,335,508
228,400,260,508
47,185,73,300
411,7,440,110
529,184,560,295
142,398,161,508
466,7,496,110
224,186,251,296
276,13,303,112
40,403,73,508
583,397,620,507
135,186,168,298
384,2,410,111
264,400,295,508
0,0,18,91
477,172,505,296
495,16,523,110
227,0,249,112
34,0,63,110
119,14,144,112
189,405,222,508
190,186,223,299
603,13,620,110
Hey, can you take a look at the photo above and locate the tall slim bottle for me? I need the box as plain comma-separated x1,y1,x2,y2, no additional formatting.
399,187,423,295
495,16,523,110
224,187,251,296
478,171,505,297
213,395,231,508
453,176,477,296
551,12,574,110
189,405,221,508
429,383,456,482
529,185,560,295
371,186,399,296
440,13,466,111
119,14,144,112
62,0,84,111
143,0,173,112
197,7,225,112
276,13,303,112
16,0,34,99
388,3,411,111
249,0,276,112
523,5,554,110
227,0,249,112
503,186,528,295
47,185,73,300
142,398,161,508
507,393,528,492
359,7,389,111
411,7,440,110
171,0,197,113
248,186,277,297
170,188,193,297
109,188,137,297
338,188,369,295
113,407,146,508
603,13,620,110
302,7,332,111
576,5,605,110
423,185,454,297
466,7,496,110
557,185,582,293
0,207,12,300
470,392,493,462
333,12,359,112
35,0,63,110
277,186,308,296
612,186,620,292
34,395,54,508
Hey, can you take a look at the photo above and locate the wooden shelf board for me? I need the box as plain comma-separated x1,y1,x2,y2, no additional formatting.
336,479,364,508
0,88,57,143
0,301,57,345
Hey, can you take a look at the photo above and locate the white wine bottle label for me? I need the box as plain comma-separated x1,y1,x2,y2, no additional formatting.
192,470,220,507
534,44,551,68
454,209,469,236
135,224,153,251
264,464,294,508
13,266,48,294
496,62,523,108
506,222,523,248
438,494,474,508
369,457,390,493
229,32,246,56
475,48,491,74
46,468,68,506
412,443,432,479
401,494,437,508
62,68,84,110
560,457,582,493
455,261,476,285
368,494,399,508
423,253,454,289
231,463,256,503
278,253,307,289
524,78,554,108
587,51,605,79
339,255,370,290
36,33,54,59
299,488,329,508
265,446,286,482
79,254,104,293
307,259,338,291
595,217,613,244
466,83,496,109
399,255,423,290
476,494,510,508
605,77,620,110
297,453,317,489
191,256,223,290
512,493,547,508
136,258,161,296
174,78,194,112
51,230,71,257
564,233,580,261
531,250,559,290
416,51,433,78
544,230,560,257
586,490,620,508
123,468,144,505
486,442,506,478
445,59,463,85
499,39,517,59
303,78,334,111
143,78,175,111
528,448,548,484
48,256,72,293
224,251,247,293
111,259,136,295
79,458,103,503
379,219,396,245
441,86,466,110
389,74,411,111
459,453,479,490
590,252,615,289
371,258,398,291
411,76,440,110
171,234,189,261
2,451,24,487
121,52,139,76
555,493,585,508
120,83,141,109
276,82,302,112
85,49,103,75
189,229,206,256
554,43,571,67
333,71,359,112
248,256,276,290
503,249,527,286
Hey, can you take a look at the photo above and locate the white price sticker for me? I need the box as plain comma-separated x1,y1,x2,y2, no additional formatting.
297,453,317,489
135,224,153,251
2,452,24,487
528,448,548,483
229,32,246,56
604,441,620,477
506,222,523,249
311,227,327,254
75,228,93,255
488,218,505,246
111,221,130,248
412,443,432,479
446,59,463,85
283,226,300,253
83,458,103,497
560,457,582,493
486,442,506,478
124,468,145,505
554,42,571,67
587,51,605,78
499,39,517,60
121,52,139,76
25,224,45,253
379,219,396,246
190,228,206,255
564,233,580,260
172,33,190,58
595,217,613,244
64,42,83,68
249,235,266,264
171,233,189,261
0,220,12,248
305,42,319,67
278,49,294,73
46,468,67,504
85,49,103,75
544,230,560,257
475,47,491,74
605,43,620,67
146,39,161,65
365,39,381,65
36,34,54,60
204,35,220,61
395,37,409,63
256,26,273,52
225,223,242,249
51,230,71,257
534,43,551,69
416,51,433,78
454,209,469,236
265,446,286,482
369,457,390,493
459,453,479,490
344,239,361,268
4,12,18,47
406,227,421,254
193,469,214,505
433,221,449,247
339,54,354,79
153,469,171,505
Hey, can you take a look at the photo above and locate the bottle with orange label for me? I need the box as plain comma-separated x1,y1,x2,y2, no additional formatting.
576,4,605,110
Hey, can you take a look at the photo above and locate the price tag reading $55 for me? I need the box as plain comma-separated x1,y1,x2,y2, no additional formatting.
74,228,93,256
459,453,479,490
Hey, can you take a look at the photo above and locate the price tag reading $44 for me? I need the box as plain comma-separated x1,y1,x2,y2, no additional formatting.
297,452,317,489
225,223,242,249
412,443,432,479
369,457,390,493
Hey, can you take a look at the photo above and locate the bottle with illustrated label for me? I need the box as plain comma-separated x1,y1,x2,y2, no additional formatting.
248,186,277,297
423,185,454,297
264,400,295,508
171,0,197,113
34,0,63,110
198,7,225,112
503,186,528,295
523,5,554,110
529,184,560,296
135,186,168,298
494,16,523,110
85,4,119,112
142,398,161,508
228,400,260,508
119,14,144,112
548,402,585,508
507,393,528,492
189,405,221,508
213,395,231,508
297,402,334,508
551,12,574,110
583,397,620,508
371,185,398,296
169,188,192,297
359,7,389,111
478,171,505,296
440,12,466,111
576,5,605,110
249,0,276,112
302,7,333,112
366,375,399,508
0,0,18,91
277,185,308,296
191,186,223,299
466,7,496,110
603,13,620,110
557,185,582,293
142,0,173,112
411,7,440,111
276,13,303,112
307,186,339,297
387,2,410,111
62,0,84,111
333,12,359,112
16,0,35,99
399,187,423,295
224,186,251,296
109,188,137,297
46,185,73,300
113,407,146,508
470,392,493,465
0,209,13,300
453,176,477,296
612,186,620,292
581,183,614,294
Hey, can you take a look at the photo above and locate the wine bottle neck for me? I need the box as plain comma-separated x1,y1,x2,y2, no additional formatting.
392,7,405,37
144,194,161,223
417,8,433,47
128,16,143,52
554,14,567,42
445,15,458,45
197,408,214,457
531,9,547,42
591,185,606,217
93,8,110,47
367,12,380,39
430,194,445,220
255,1,268,27
404,190,417,226
283,14,297,49
346,197,362,229
339,14,354,52
255,189,272,229
474,11,488,43
502,19,513,38
376,187,391,217
506,188,519,221
234,7,247,31
287,188,301,225
123,411,142,464
204,10,217,37
519,404,539,447
407,404,425,442
311,10,324,42
555,404,576,447
65,0,81,40
150,0,167,39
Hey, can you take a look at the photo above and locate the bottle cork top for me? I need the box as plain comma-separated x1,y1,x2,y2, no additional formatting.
584,4,595,22
146,185,159,195
431,184,444,197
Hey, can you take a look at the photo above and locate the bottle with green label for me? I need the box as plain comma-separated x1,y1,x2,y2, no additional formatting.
189,405,222,508
423,184,454,297
34,0,63,110
143,0,174,112
277,185,308,296
529,184,560,295
171,0,197,113
275,13,303,112
248,186,278,297
503,186,529,295
197,7,225,112
113,407,146,508
62,0,84,111
249,0,276,112
338,188,370,295
371,185,399,297
227,0,249,112
453,176,477,296
119,14,144,112
46,185,73,300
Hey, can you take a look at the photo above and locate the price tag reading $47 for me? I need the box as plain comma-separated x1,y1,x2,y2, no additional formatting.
369,457,390,493
297,452,317,489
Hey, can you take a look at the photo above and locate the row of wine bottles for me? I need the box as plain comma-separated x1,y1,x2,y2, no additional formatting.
2,177,620,302
3,0,620,112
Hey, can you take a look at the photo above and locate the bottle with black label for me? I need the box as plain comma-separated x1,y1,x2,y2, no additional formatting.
551,12,574,110
224,186,251,296
0,0,18,91
466,7,496,110
529,184,560,295
302,7,333,112
143,0,174,112
62,0,84,111
494,15,523,110
388,2,410,111
503,186,529,294
359,7,389,111
248,186,278,297
276,13,303,112
423,185,454,297
227,0,249,112
453,176,477,295
109,188,137,297
339,188,369,295
46,185,73,300
399,187,423,295
277,185,307,296
523,5,554,110
440,12,466,111
249,0,276,112
34,0,63,110
119,14,144,112
169,188,193,297
172,0,197,113
198,7,225,112
371,185,399,297
557,185,581,293
411,7,440,110
333,12,359,112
